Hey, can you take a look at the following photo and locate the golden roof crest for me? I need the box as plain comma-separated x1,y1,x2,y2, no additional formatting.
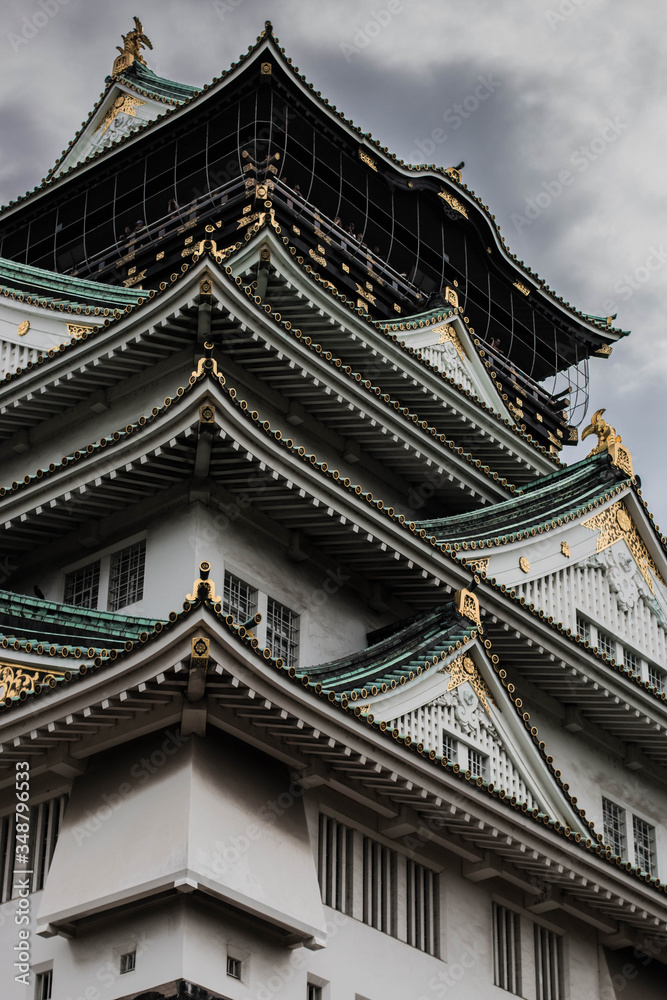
581,408,633,476
112,17,153,77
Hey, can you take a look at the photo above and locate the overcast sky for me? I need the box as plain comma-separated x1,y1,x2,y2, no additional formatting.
1,0,666,523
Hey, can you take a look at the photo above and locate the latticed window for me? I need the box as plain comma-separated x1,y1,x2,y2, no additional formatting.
1,795,67,902
633,815,656,875
442,733,458,762
363,836,396,935
318,814,353,914
623,649,637,673
120,951,136,974
35,971,53,1000
534,923,564,1000
468,749,488,779
596,630,615,657
602,798,626,857
108,541,146,611
307,987,322,1000
576,615,590,641
266,596,299,666
222,572,257,622
64,560,100,608
493,902,521,994
406,859,439,956
648,665,665,692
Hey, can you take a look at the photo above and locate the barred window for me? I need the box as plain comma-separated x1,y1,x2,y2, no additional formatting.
493,902,521,994
64,560,100,608
534,923,564,1000
318,814,353,914
597,630,615,658
307,986,322,1000
266,596,299,667
223,572,257,622
35,970,53,1000
120,952,136,974
1,795,67,903
623,649,637,673
442,733,458,762
406,859,439,956
602,798,626,857
108,541,146,611
648,665,665,692
576,614,590,641
633,815,656,875
363,836,396,936
468,749,488,779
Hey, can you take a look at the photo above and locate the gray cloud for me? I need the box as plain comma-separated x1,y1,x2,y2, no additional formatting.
0,0,665,523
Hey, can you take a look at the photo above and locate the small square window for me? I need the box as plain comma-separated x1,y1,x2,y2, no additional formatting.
108,540,146,611
442,732,458,762
227,956,242,979
64,560,100,608
308,986,323,1000
266,596,299,667
35,971,53,1000
119,951,136,974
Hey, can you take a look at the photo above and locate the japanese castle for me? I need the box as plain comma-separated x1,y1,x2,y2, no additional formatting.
0,18,664,1000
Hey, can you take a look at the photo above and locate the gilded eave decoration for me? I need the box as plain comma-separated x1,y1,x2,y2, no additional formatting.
435,323,467,364
439,653,492,714
96,94,146,136
0,663,67,703
438,190,469,218
583,500,663,595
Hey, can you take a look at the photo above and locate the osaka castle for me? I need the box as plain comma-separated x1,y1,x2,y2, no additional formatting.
1,17,666,1000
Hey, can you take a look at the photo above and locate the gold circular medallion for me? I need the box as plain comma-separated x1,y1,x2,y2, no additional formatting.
616,508,631,532
17,320,30,337
519,556,530,573
463,656,475,675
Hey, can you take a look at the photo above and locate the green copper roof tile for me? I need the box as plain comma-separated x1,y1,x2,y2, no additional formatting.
307,603,477,696
119,60,200,103
416,452,630,546
0,257,147,308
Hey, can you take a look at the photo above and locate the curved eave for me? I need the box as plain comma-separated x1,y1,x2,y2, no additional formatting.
0,27,627,345
0,256,147,310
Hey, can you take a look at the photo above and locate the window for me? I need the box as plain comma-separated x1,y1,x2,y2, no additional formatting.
318,814,352,914
1,795,67,902
35,971,53,1000
493,902,521,994
648,665,665,692
468,749,488,779
633,815,656,875
108,540,146,611
406,859,439,956
307,987,322,1000
266,596,299,667
64,560,100,608
223,572,257,622
363,837,396,935
534,924,564,1000
226,956,241,979
596,630,614,658
576,615,590,641
119,952,136,974
602,798,626,857
442,732,458,762
623,649,637,673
